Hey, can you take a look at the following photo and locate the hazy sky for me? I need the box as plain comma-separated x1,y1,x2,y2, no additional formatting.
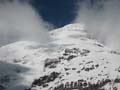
0,0,103,28
0,0,51,45
30,0,108,28
74,0,120,50
0,0,120,50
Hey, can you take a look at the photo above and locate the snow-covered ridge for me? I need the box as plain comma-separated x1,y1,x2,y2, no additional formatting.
0,23,120,90
61,23,85,31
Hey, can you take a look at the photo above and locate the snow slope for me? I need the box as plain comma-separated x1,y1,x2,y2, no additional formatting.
0,23,120,90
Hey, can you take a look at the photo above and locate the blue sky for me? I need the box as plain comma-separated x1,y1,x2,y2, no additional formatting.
30,0,78,28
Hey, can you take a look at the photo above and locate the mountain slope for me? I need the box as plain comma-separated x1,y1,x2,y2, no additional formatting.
0,24,120,90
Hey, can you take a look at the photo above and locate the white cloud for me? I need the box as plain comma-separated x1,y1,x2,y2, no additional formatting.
74,0,120,50
0,0,51,46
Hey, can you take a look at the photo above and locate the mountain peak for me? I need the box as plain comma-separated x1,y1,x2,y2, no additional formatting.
62,23,85,31
0,23,120,90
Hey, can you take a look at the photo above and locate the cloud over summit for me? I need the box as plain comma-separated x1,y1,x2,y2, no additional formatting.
0,0,50,46
74,0,120,50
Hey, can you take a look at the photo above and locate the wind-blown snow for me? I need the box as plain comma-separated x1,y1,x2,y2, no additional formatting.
0,1,50,46
74,0,120,50
0,24,120,90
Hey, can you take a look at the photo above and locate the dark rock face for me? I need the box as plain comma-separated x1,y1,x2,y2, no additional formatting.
31,72,60,88
0,85,5,90
28,47,120,90
29,75,120,90
53,78,120,90
0,75,10,84
44,48,85,69
44,58,60,68
63,48,90,58
110,50,120,55
44,48,91,70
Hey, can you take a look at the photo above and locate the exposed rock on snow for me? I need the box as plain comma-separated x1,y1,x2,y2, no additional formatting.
0,24,120,90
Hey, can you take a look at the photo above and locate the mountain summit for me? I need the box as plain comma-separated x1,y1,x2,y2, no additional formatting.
0,24,120,90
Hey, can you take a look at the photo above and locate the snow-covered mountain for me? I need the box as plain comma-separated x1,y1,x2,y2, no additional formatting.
0,24,120,90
